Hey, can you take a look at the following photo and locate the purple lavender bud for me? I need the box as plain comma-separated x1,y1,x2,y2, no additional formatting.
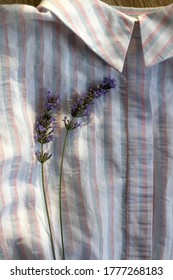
45,91,60,111
36,124,47,132
50,117,56,123
101,77,116,90
47,135,54,142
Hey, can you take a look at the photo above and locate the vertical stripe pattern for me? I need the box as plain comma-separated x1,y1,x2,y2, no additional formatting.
1,1,173,259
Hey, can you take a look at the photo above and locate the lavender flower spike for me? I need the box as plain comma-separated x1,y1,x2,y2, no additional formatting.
34,90,59,162
70,77,116,118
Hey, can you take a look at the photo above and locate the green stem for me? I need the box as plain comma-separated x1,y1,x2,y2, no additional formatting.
41,143,56,260
59,128,69,260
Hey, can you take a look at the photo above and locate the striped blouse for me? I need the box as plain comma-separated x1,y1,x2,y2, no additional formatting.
1,0,173,260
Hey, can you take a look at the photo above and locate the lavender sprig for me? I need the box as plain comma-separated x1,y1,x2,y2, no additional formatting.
34,91,59,260
63,77,116,130
59,77,116,260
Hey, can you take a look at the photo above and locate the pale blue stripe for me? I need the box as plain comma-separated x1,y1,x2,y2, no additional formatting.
16,14,41,260
143,16,173,54
85,50,104,259
79,2,124,58
140,11,159,31
34,16,44,107
66,29,91,259
135,38,153,259
33,16,51,259
0,24,8,260
0,13,25,259
155,39,173,61
47,1,99,51
102,65,116,259
152,63,168,259
119,65,128,259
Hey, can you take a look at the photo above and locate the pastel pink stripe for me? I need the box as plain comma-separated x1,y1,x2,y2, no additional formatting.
160,62,168,259
3,9,28,259
20,6,45,259
140,64,149,259
51,1,78,34
107,66,115,258
73,40,91,259
34,9,52,258
124,62,130,259
120,12,135,33
143,13,171,49
54,22,66,256
74,140,92,258
62,179,73,258
95,3,126,52
37,13,44,106
74,1,115,67
91,52,104,258
0,137,10,259
149,36,173,65
65,32,91,258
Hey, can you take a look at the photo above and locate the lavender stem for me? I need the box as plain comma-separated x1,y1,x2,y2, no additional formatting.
41,143,56,260
59,129,69,260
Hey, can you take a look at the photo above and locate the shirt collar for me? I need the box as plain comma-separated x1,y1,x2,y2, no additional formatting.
38,0,173,72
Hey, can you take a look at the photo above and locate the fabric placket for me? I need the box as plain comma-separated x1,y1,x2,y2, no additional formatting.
121,22,154,259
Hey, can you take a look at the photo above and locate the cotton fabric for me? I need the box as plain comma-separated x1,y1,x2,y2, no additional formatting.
1,0,173,260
